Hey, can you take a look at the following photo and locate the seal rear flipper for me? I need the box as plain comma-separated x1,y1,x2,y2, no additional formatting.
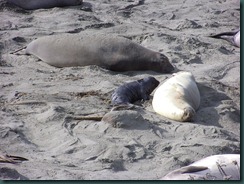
209,31,237,38
208,30,239,46
0,154,28,163
180,166,209,174
9,46,27,55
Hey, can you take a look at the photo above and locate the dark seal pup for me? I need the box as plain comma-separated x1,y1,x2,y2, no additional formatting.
7,0,83,10
209,29,240,48
111,76,160,105
25,33,174,73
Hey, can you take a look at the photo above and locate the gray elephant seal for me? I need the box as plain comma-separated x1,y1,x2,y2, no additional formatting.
25,33,174,73
7,0,83,10
161,154,240,180
209,29,240,48
152,71,200,122
111,76,159,105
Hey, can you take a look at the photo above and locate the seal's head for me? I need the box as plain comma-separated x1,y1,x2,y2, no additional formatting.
138,76,160,95
150,53,174,73
181,106,195,122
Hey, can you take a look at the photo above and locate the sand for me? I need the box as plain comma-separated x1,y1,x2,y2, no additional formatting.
0,0,240,180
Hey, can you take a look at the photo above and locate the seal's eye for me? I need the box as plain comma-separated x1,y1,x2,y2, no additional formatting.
137,79,144,83
159,53,168,60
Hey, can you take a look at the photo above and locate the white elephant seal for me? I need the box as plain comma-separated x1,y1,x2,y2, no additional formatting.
161,154,240,180
25,33,174,73
234,31,240,47
209,29,240,48
152,71,200,122
7,0,83,10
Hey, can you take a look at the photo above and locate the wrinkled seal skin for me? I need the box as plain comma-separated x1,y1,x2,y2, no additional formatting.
161,154,240,180
7,0,83,10
111,76,159,105
209,29,240,48
25,33,174,73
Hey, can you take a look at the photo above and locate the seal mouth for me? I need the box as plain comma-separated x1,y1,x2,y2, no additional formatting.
158,61,174,73
169,66,180,74
158,53,175,73
165,62,175,73
182,107,195,122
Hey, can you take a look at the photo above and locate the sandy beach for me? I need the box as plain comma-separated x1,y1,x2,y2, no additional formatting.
0,0,240,180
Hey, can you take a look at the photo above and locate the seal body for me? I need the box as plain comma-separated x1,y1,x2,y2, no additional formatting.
161,154,240,180
210,29,240,48
234,31,240,47
7,0,83,10
152,71,200,122
111,76,159,105
25,33,174,73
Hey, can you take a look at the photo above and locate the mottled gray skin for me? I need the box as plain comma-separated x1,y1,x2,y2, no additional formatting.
25,33,174,73
7,0,83,10
111,76,159,105
209,29,240,47
161,154,240,180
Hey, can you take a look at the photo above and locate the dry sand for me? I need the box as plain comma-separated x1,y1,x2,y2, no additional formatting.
0,0,240,180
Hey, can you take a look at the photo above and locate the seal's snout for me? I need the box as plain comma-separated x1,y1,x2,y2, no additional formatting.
165,61,175,73
158,53,174,73
182,107,195,122
143,77,160,94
